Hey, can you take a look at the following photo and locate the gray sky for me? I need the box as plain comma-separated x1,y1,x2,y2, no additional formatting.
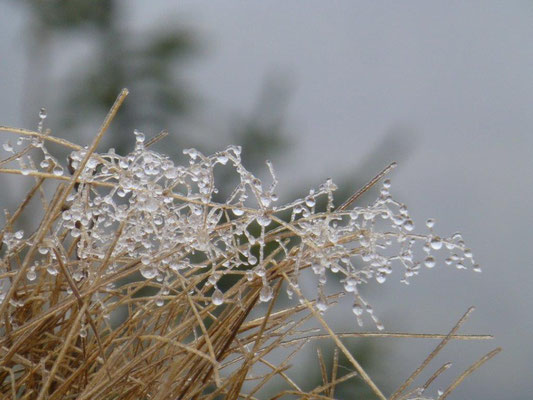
1,2,532,399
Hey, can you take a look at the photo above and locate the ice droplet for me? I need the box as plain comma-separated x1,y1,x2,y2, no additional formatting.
424,256,436,268
212,288,224,305
352,303,363,316
26,269,37,281
3,141,13,152
316,299,328,312
259,285,273,302
232,207,245,216
403,219,414,231
140,266,157,279
430,236,443,250
52,165,64,176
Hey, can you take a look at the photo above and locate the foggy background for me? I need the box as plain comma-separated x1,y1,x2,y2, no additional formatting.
1,1,531,399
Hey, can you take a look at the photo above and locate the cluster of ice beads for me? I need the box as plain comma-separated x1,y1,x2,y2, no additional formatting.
0,112,479,330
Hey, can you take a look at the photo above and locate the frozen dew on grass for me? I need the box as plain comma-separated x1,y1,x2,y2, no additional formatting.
0,108,479,334
0,99,498,399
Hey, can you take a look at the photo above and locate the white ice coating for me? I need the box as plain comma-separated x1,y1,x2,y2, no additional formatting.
0,117,479,329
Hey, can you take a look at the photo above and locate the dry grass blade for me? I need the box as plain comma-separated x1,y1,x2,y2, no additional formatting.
438,348,501,400
280,271,387,400
390,306,476,400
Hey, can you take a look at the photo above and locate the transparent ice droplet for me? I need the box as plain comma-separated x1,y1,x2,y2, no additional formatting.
216,155,228,165
38,246,49,255
3,141,13,152
52,165,64,176
39,108,47,120
26,269,37,281
426,218,435,228
140,265,158,279
305,195,316,207
79,326,87,338
134,129,145,143
352,303,363,316
212,288,224,305
316,299,328,312
403,219,414,231
424,256,436,268
256,215,271,227
259,285,273,302
430,236,443,250
232,207,245,216
46,265,58,276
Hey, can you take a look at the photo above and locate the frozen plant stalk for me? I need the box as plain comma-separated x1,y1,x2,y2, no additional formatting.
0,95,494,400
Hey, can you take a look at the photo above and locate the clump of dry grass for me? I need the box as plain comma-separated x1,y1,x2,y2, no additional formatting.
0,90,498,399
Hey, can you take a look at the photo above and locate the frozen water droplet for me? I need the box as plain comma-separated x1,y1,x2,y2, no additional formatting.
164,167,178,179
87,157,98,169
3,141,13,152
316,300,328,312
26,269,37,281
403,219,414,231
426,218,435,228
52,166,64,176
140,265,157,279
134,129,145,143
424,256,436,268
21,168,33,176
473,264,482,273
256,215,271,227
260,195,271,207
438,389,443,396
46,265,58,276
392,214,405,225
79,326,87,338
259,285,273,302
232,207,244,216
305,196,316,207
14,230,24,239
430,236,443,250
39,108,47,120
352,303,363,316
212,288,224,305
376,273,386,284
246,270,254,281
155,298,164,307
141,255,151,265
248,254,257,265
